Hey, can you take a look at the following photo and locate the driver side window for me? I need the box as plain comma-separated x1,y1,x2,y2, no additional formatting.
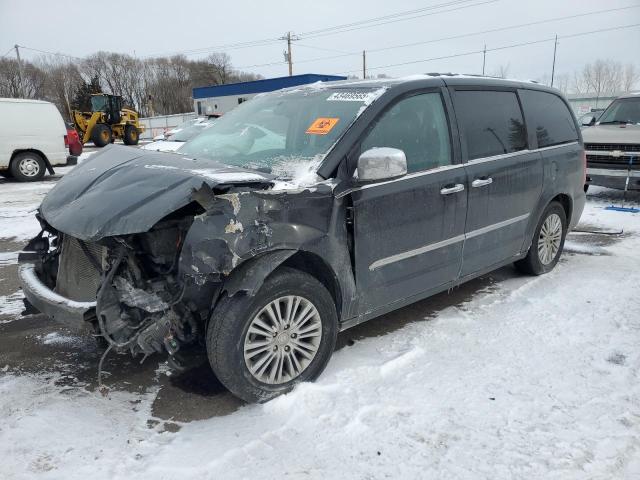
361,92,452,173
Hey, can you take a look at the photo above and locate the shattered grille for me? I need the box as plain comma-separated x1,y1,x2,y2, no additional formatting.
55,236,106,302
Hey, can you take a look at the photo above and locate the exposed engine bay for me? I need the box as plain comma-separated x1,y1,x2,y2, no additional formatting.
24,213,204,361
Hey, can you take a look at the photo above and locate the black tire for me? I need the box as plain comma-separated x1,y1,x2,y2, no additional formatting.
515,201,567,275
0,170,12,178
123,125,139,145
584,184,589,193
10,152,46,182
207,267,338,403
91,124,112,147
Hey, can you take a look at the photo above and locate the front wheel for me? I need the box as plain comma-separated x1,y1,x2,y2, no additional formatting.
207,267,338,403
91,124,112,147
515,201,567,275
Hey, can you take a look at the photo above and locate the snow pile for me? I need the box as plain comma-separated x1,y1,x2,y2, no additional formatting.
0,188,639,479
0,182,54,240
269,156,324,191
0,251,19,266
0,291,24,319
38,332,83,347
0,374,159,479
0,151,95,241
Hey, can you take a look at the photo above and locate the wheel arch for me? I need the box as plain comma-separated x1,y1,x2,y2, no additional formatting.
551,193,573,225
217,249,343,320
521,192,573,255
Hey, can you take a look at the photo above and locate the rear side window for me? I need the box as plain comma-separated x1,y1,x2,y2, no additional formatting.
519,90,578,148
454,90,527,160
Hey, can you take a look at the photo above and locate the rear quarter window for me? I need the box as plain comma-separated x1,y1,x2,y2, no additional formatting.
518,89,578,148
453,90,527,160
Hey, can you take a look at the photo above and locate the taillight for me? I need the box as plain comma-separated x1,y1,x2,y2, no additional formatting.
64,134,69,147
582,149,587,184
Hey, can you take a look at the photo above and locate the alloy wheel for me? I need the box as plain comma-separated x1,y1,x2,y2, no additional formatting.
537,213,562,265
243,295,322,385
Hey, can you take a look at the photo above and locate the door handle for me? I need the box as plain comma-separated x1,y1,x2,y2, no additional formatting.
440,183,465,195
471,177,493,188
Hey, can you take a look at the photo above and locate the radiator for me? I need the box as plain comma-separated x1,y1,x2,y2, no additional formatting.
55,236,106,302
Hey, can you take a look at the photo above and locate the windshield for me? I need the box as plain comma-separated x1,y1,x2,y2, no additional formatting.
168,123,211,142
91,96,108,112
178,87,382,175
598,98,640,125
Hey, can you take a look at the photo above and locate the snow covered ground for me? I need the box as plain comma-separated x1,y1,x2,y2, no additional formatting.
0,160,639,479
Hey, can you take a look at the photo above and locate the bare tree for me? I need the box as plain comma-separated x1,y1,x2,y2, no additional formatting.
491,63,510,79
622,64,639,92
37,56,84,120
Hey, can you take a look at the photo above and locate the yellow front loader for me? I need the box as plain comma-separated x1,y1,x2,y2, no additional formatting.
73,94,145,147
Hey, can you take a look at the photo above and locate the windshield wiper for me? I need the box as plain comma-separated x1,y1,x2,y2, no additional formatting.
599,120,630,125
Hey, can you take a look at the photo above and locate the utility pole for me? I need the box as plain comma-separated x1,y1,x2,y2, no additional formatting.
482,44,486,75
281,32,294,76
14,44,24,97
362,50,367,79
550,34,558,88
286,32,292,76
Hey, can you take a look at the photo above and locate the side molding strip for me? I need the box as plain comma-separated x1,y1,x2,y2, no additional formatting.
368,213,530,271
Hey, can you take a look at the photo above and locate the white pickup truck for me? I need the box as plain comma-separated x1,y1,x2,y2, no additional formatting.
582,93,640,191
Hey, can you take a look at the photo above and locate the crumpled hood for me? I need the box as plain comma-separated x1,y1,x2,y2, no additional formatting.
40,145,274,241
582,124,640,144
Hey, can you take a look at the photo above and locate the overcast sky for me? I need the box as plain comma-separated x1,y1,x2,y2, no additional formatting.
1,0,639,82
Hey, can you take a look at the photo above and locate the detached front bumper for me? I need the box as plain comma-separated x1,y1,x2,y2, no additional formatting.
18,262,95,327
586,168,640,190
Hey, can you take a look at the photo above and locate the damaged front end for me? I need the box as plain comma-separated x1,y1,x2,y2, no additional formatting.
19,210,202,359
18,146,353,370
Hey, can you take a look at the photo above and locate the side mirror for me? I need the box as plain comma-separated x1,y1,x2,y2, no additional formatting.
581,115,596,127
357,147,407,182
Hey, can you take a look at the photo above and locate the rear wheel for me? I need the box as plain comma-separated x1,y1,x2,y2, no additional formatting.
91,124,112,147
584,184,589,193
515,201,567,275
207,267,338,403
123,125,139,145
10,152,45,182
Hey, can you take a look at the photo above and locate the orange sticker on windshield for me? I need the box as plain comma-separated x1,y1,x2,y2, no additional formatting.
306,117,340,135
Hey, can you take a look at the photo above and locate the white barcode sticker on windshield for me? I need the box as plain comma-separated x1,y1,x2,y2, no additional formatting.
327,91,371,102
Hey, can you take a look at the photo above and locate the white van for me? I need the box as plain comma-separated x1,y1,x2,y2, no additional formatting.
0,98,73,182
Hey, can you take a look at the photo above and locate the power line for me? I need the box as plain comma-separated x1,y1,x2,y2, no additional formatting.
366,4,640,54
145,0,493,58
300,0,497,40
236,4,640,72
15,45,83,61
332,23,640,75
1,47,14,58
295,43,354,55
298,0,479,36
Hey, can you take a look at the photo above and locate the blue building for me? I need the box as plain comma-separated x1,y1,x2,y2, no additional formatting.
192,73,346,115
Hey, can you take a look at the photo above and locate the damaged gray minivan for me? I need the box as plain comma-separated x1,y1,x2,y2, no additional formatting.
19,75,585,402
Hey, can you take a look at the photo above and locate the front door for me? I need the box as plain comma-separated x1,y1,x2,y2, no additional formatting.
350,91,467,316
451,89,543,276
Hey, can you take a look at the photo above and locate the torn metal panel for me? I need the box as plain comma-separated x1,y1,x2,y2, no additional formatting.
39,145,274,242
179,183,358,319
